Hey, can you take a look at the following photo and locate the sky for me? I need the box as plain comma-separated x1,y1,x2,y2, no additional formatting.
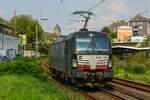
0,0,150,35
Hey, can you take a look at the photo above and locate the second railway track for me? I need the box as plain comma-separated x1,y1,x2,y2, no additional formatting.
106,77,150,100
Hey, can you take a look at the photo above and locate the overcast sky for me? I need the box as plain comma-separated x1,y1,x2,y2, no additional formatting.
0,0,150,34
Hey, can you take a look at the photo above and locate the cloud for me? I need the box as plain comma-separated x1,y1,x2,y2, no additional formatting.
87,0,130,30
100,15,115,23
65,0,130,32
96,14,117,29
108,0,129,15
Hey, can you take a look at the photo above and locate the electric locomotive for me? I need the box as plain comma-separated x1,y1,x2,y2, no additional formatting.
49,11,112,87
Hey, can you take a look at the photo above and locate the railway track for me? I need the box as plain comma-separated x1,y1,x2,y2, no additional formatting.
106,77,150,100
113,77,150,93
83,90,128,100
41,62,150,100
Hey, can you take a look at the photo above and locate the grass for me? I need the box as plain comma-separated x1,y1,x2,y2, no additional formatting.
0,57,83,100
0,74,83,100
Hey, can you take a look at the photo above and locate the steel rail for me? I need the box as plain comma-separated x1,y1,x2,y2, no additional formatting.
112,77,150,93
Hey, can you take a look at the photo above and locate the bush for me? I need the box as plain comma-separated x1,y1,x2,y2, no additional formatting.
113,52,150,83
126,63,146,74
38,44,49,55
0,57,48,82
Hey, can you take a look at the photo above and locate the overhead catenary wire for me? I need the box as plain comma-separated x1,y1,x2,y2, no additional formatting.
67,0,107,31
123,8,150,21
88,0,107,11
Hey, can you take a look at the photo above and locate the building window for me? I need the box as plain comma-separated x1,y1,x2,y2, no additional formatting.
139,26,143,29
133,22,135,26
139,22,143,25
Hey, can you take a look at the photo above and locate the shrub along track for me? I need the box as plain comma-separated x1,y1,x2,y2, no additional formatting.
41,62,150,100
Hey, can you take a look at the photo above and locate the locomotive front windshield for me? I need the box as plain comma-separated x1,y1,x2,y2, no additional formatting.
76,37,92,51
94,37,109,51
76,33,109,52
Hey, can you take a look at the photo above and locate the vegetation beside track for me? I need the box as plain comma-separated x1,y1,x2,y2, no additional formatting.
0,57,83,100
113,52,150,84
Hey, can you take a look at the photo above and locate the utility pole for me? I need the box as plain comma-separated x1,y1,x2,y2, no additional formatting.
35,9,48,58
39,9,48,44
35,24,38,58
148,36,150,59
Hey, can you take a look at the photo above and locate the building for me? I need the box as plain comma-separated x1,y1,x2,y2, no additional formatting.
130,35,145,42
117,25,133,42
53,24,61,37
0,23,18,60
129,15,150,36
108,20,128,32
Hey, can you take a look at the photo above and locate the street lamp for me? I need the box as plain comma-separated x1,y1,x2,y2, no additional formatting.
35,18,48,58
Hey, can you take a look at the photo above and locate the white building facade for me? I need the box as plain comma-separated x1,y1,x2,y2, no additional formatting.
130,35,145,42
0,24,18,60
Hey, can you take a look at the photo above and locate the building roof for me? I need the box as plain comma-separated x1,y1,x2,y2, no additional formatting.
0,23,17,37
53,24,61,33
0,23,14,29
112,45,150,50
108,21,128,30
130,15,150,22
112,45,150,55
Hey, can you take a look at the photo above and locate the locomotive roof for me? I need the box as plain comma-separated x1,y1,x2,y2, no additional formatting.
52,31,107,44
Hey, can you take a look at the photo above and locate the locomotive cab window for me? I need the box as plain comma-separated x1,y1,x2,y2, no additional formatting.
76,37,92,52
75,33,109,52
94,36,109,51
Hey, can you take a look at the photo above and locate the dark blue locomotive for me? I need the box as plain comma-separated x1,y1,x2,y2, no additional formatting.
49,29,112,87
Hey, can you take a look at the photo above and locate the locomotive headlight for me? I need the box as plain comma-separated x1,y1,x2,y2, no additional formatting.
72,59,77,67
108,60,112,68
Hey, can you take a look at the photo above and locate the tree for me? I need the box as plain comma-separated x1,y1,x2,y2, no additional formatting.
0,17,9,25
101,27,116,41
42,32,53,44
10,15,43,44
141,36,150,47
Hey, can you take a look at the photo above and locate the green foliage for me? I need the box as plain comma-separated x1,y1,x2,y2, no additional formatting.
124,63,145,74
0,56,83,100
10,15,44,44
101,27,117,40
42,32,53,44
0,17,10,25
0,75,83,100
141,36,150,47
38,44,50,55
113,53,150,83
0,57,48,82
